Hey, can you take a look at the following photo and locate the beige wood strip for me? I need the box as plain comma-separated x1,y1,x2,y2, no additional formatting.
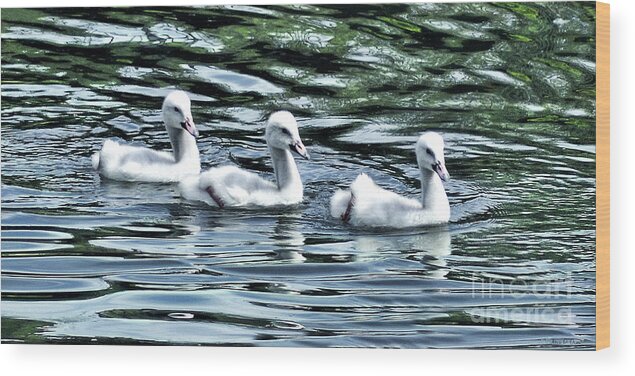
595,1,610,351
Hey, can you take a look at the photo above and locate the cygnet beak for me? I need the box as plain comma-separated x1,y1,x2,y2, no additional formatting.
290,140,310,160
181,117,199,137
432,161,449,182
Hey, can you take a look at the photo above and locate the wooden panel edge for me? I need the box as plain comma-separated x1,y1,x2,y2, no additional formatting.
595,1,610,351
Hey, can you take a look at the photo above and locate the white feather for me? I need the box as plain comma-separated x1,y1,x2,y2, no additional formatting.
92,91,200,183
330,133,451,228
329,189,352,218
180,111,309,208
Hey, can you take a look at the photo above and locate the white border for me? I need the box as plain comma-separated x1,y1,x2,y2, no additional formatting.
1,0,633,374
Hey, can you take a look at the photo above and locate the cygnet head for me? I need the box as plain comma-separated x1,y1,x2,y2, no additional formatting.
265,111,310,160
162,90,198,137
415,132,449,182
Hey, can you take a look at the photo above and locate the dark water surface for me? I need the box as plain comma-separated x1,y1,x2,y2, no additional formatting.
1,2,597,349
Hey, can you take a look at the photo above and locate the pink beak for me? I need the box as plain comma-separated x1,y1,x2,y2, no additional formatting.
432,161,450,182
290,140,310,160
181,117,198,137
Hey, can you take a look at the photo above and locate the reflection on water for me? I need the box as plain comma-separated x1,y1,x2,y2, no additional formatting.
1,3,596,349
355,228,451,279
272,216,308,263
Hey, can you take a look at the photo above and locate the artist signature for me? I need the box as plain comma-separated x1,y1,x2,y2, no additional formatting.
542,338,585,345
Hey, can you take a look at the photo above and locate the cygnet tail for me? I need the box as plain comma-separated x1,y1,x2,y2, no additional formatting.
91,151,100,170
350,173,375,196
92,139,120,171
330,188,352,218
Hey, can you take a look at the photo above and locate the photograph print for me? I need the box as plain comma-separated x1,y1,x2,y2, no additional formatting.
1,1,608,349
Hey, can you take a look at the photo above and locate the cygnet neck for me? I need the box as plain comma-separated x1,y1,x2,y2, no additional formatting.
269,146,302,194
419,167,449,213
166,125,199,164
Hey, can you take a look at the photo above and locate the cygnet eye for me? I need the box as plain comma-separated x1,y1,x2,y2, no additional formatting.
281,128,291,136
174,106,180,113
426,148,434,157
